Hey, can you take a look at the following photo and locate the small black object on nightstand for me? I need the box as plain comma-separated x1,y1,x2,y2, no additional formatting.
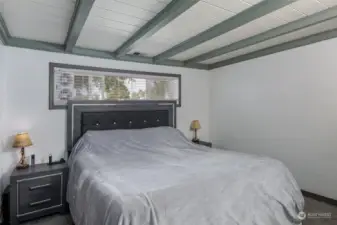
9,163,68,225
192,140,212,147
31,154,35,166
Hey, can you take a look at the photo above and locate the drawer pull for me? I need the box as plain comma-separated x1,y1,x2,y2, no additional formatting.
29,183,51,190
29,198,51,207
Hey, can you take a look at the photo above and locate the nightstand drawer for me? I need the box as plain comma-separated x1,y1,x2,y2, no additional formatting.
17,173,63,216
18,195,61,216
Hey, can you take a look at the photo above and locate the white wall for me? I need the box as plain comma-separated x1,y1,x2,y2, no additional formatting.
0,44,17,220
0,45,210,170
211,37,337,200
0,46,15,177
0,43,3,223
0,44,5,146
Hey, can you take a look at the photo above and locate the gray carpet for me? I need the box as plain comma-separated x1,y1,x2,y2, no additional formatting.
21,215,72,225
303,197,337,225
21,197,337,225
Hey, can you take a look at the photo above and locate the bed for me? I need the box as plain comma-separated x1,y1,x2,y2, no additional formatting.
66,100,305,225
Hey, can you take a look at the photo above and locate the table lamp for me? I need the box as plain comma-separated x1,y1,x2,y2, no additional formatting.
12,132,33,169
190,120,201,142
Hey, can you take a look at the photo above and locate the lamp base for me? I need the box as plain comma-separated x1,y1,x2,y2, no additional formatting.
16,163,29,170
17,147,29,170
192,138,200,143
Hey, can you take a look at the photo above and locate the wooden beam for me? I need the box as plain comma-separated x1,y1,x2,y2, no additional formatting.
7,38,65,52
0,13,10,44
72,47,115,59
186,6,337,64
7,37,208,70
115,0,200,57
209,28,337,70
154,0,298,62
65,0,95,52
74,48,209,69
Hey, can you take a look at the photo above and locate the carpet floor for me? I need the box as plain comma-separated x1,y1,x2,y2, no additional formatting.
20,197,337,225
303,197,337,225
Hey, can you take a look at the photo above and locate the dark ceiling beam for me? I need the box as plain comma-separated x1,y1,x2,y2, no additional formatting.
154,0,298,62
0,13,10,44
6,37,208,70
72,47,116,59
64,0,96,52
7,38,65,52
74,48,209,69
185,6,337,64
115,0,200,57
209,28,337,70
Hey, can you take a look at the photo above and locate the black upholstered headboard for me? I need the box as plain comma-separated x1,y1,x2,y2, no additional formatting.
66,100,176,154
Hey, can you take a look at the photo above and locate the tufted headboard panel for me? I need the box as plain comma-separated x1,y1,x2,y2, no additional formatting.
66,100,176,155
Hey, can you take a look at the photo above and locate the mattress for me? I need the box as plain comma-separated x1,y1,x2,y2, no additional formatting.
67,127,305,225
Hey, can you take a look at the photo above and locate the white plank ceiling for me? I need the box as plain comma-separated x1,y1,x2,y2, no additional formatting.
202,17,337,64
76,0,171,51
171,0,333,60
130,0,265,56
1,0,75,44
1,0,337,67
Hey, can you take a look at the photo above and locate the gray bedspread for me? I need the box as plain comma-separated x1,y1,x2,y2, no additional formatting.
67,127,305,225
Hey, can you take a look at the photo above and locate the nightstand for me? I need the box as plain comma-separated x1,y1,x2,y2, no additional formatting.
9,163,68,225
192,140,212,147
